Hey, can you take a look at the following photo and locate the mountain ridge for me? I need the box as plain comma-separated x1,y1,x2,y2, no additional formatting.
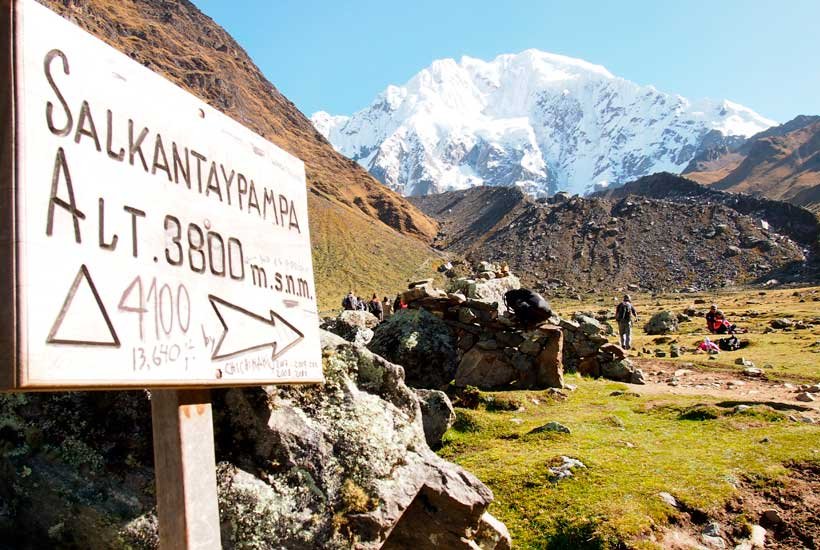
684,115,820,213
313,49,775,197
35,0,442,310
412,175,816,294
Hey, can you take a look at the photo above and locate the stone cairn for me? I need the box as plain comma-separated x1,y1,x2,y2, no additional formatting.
369,261,646,390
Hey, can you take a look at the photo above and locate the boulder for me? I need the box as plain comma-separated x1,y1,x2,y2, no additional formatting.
448,275,521,315
599,343,627,361
534,325,564,389
454,347,517,389
414,389,456,449
600,358,646,384
644,311,679,335
574,314,608,337
0,332,509,549
770,318,793,329
577,356,601,378
368,309,459,389
321,310,380,345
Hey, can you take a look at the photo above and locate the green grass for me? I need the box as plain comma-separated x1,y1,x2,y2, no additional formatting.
438,375,820,548
551,286,820,382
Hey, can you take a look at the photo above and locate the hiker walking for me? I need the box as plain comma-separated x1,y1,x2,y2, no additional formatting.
368,293,384,321
615,294,638,350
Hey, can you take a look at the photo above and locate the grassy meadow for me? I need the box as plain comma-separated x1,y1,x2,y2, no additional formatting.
440,285,820,548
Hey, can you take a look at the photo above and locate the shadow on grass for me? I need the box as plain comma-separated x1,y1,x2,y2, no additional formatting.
544,518,626,550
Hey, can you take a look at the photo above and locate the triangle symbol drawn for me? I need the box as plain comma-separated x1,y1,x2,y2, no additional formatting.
47,264,121,347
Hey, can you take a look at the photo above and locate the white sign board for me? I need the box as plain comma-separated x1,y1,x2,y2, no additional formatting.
0,0,323,389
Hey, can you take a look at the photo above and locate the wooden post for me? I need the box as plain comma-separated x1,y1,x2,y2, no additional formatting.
151,389,222,549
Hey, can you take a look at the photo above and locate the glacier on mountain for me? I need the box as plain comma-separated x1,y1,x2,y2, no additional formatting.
312,49,775,197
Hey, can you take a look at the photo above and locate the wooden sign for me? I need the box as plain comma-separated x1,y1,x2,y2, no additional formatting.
0,0,324,389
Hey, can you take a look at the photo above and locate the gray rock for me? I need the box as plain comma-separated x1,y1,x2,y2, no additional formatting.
574,314,606,337
600,359,645,385
414,389,456,449
770,318,793,329
547,456,586,481
529,421,571,435
701,534,726,548
0,332,509,549
703,521,722,537
474,512,512,550
368,309,459,389
321,310,380,344
743,367,763,377
519,338,542,356
796,392,816,402
658,492,678,507
644,311,679,335
447,274,520,315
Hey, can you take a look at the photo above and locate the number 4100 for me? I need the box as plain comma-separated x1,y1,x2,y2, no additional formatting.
118,275,190,340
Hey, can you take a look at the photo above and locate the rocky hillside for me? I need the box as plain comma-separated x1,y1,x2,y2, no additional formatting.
313,49,773,197
411,180,814,294
684,115,820,213
594,173,820,248
36,0,439,310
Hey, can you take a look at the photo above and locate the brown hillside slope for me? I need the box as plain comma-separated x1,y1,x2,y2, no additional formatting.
36,0,440,310
684,116,820,213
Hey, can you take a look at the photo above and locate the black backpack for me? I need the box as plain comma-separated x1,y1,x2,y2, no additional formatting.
718,336,740,351
504,289,552,325
616,302,632,322
342,295,354,310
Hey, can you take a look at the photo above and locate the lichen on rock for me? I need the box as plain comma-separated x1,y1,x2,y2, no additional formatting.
0,331,509,549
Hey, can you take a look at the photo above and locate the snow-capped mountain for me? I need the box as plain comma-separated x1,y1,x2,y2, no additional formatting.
311,49,776,197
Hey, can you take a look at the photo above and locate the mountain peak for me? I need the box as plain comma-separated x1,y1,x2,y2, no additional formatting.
312,51,775,197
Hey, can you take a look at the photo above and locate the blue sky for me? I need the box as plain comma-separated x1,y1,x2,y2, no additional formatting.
192,0,819,123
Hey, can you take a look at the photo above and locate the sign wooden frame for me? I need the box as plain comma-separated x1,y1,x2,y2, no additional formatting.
0,0,18,390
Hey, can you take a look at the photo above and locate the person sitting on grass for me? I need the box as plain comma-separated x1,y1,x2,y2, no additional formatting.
697,337,720,354
713,310,740,335
706,304,720,333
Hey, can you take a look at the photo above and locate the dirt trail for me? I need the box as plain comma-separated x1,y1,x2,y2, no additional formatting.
631,358,820,420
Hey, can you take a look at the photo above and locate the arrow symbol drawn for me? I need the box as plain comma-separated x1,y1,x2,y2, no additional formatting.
208,295,304,361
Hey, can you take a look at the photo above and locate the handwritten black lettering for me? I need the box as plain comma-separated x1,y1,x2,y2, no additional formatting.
172,143,190,188
44,49,72,137
46,148,86,243
123,205,146,257
151,134,172,181
74,100,101,151
98,198,118,251
128,119,149,171
106,109,125,161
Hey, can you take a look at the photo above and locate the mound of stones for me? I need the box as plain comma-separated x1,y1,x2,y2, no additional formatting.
0,332,511,549
363,262,644,390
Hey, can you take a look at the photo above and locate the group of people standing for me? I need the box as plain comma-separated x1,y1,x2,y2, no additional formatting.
341,291,407,321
